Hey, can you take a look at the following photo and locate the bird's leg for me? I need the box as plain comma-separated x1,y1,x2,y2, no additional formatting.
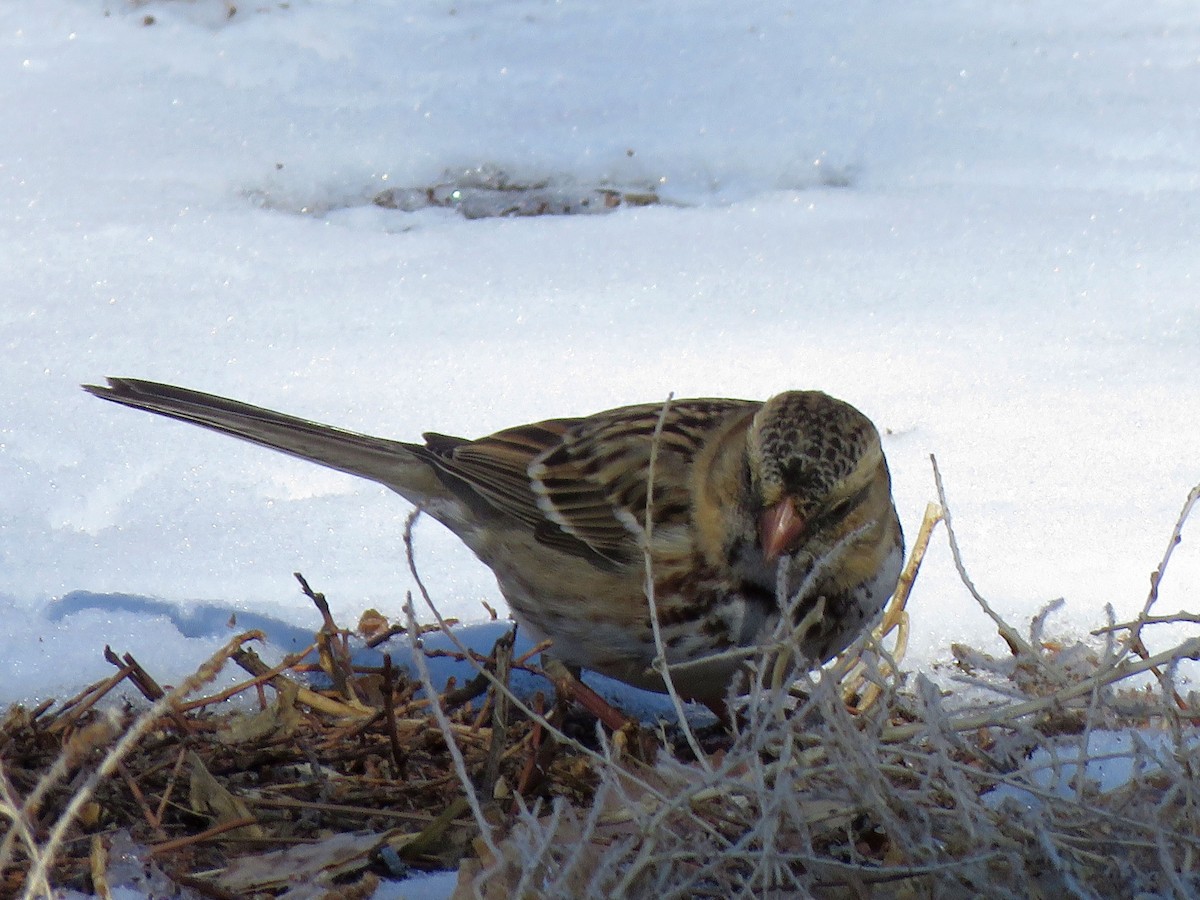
700,696,734,728
512,690,560,805
541,657,635,732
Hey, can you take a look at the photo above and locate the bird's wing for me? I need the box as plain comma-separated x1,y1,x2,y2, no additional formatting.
419,419,578,532
425,400,750,565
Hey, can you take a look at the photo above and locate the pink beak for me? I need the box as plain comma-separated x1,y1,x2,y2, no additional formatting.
759,496,806,561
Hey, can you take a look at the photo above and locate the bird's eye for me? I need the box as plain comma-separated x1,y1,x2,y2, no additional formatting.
824,485,870,524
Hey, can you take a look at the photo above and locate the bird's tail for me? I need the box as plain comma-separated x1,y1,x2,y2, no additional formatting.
83,378,437,499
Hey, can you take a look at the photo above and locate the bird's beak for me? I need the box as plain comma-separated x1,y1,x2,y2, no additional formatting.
759,496,806,561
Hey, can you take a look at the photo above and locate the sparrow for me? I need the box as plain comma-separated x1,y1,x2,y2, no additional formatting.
84,379,904,702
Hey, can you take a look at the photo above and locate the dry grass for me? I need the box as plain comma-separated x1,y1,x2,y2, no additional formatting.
3,469,1198,899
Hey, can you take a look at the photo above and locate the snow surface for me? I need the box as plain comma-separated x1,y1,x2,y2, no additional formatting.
983,728,1200,810
2,0,1199,831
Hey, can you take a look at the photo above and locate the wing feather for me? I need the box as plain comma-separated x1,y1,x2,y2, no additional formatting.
529,399,758,559
418,399,759,565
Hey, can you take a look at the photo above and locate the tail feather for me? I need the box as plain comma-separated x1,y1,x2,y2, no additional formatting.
83,378,439,501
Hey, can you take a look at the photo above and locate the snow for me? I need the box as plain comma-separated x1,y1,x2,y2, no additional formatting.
984,729,1200,811
2,0,1199,890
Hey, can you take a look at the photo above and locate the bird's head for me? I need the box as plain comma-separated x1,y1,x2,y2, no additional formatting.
747,391,891,563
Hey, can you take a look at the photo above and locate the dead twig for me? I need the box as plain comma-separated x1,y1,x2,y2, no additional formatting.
380,654,407,778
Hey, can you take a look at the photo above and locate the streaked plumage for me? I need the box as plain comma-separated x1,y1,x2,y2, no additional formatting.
84,378,903,700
